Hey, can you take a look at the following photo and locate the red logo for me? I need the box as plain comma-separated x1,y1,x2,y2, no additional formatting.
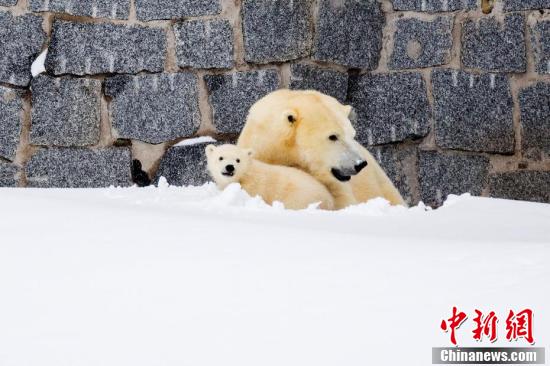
440,308,534,346
506,309,534,344
440,307,468,346
473,309,498,343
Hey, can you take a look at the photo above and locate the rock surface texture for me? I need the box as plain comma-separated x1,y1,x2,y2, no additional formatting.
0,12,45,86
0,0,547,206
28,0,131,19
431,69,515,154
155,142,217,187
242,0,312,64
0,86,23,161
289,64,348,102
391,0,477,11
461,15,526,73
46,21,166,76
348,72,431,146
0,162,18,187
26,148,132,188
389,16,453,69
204,70,279,134
314,0,385,69
419,151,490,206
135,0,221,21
105,73,201,144
31,75,102,146
519,82,550,154
532,20,550,75
174,20,233,69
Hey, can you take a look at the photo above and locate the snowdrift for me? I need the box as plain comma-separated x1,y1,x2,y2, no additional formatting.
0,183,548,366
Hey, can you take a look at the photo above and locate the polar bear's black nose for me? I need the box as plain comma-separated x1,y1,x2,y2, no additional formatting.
225,164,235,173
355,161,368,173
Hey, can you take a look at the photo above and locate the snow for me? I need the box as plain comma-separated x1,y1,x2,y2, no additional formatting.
31,49,48,77
174,135,217,147
0,183,549,366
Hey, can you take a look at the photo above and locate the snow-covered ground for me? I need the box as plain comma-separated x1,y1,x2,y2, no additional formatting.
0,183,549,366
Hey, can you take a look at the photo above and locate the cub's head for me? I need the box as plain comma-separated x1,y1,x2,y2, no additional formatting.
205,144,253,188
239,89,367,184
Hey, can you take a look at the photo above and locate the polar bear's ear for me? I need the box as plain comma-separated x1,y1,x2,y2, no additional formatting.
343,105,353,116
283,109,298,125
205,144,216,156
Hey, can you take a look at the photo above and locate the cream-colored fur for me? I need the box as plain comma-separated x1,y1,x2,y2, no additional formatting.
237,89,405,208
206,144,335,210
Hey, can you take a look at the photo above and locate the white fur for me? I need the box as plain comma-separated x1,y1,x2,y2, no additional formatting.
206,144,335,210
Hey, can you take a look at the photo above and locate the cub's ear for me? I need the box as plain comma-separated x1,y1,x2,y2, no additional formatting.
343,105,353,116
345,105,357,123
283,109,298,125
205,144,216,156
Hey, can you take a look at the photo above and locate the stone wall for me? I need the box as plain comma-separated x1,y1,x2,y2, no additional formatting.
0,0,549,206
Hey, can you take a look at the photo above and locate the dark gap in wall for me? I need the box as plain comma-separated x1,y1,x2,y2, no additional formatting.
481,0,495,14
132,159,151,187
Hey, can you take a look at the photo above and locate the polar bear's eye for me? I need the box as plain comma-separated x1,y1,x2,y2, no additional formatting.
329,135,338,141
219,157,224,161
236,159,240,163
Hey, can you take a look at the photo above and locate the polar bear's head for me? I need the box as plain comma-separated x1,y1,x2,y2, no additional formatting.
205,144,253,188
238,89,367,184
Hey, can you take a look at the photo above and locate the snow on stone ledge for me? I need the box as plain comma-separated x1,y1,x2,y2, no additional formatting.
31,49,47,77
174,136,217,147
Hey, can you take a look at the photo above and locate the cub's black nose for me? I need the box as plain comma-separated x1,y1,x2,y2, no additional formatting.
226,164,235,173
355,161,368,173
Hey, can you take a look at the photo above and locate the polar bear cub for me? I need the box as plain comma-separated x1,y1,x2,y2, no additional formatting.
206,144,334,210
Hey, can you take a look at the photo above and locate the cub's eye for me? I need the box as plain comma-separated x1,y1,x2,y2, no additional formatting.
329,135,338,141
219,157,224,161
236,159,240,163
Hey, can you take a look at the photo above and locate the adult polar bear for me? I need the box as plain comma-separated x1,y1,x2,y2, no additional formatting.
237,89,405,209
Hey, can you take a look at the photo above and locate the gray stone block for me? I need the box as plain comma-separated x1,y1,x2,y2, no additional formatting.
0,12,45,86
314,0,384,69
519,82,550,154
347,72,430,146
26,148,132,188
389,16,453,70
105,73,201,144
0,86,23,161
504,0,550,11
28,0,130,19
391,0,477,11
289,63,348,102
419,150,489,206
489,171,550,203
0,0,18,5
242,0,312,64
174,19,233,69
432,69,514,154
135,0,221,21
154,142,217,187
45,20,166,76
371,144,418,205
0,162,18,187
30,75,101,146
462,14,526,73
205,70,279,134
532,20,550,75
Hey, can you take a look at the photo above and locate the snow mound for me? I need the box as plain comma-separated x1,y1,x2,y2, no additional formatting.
31,49,47,77
174,136,217,147
97,181,549,243
148,177,430,216
0,182,548,366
